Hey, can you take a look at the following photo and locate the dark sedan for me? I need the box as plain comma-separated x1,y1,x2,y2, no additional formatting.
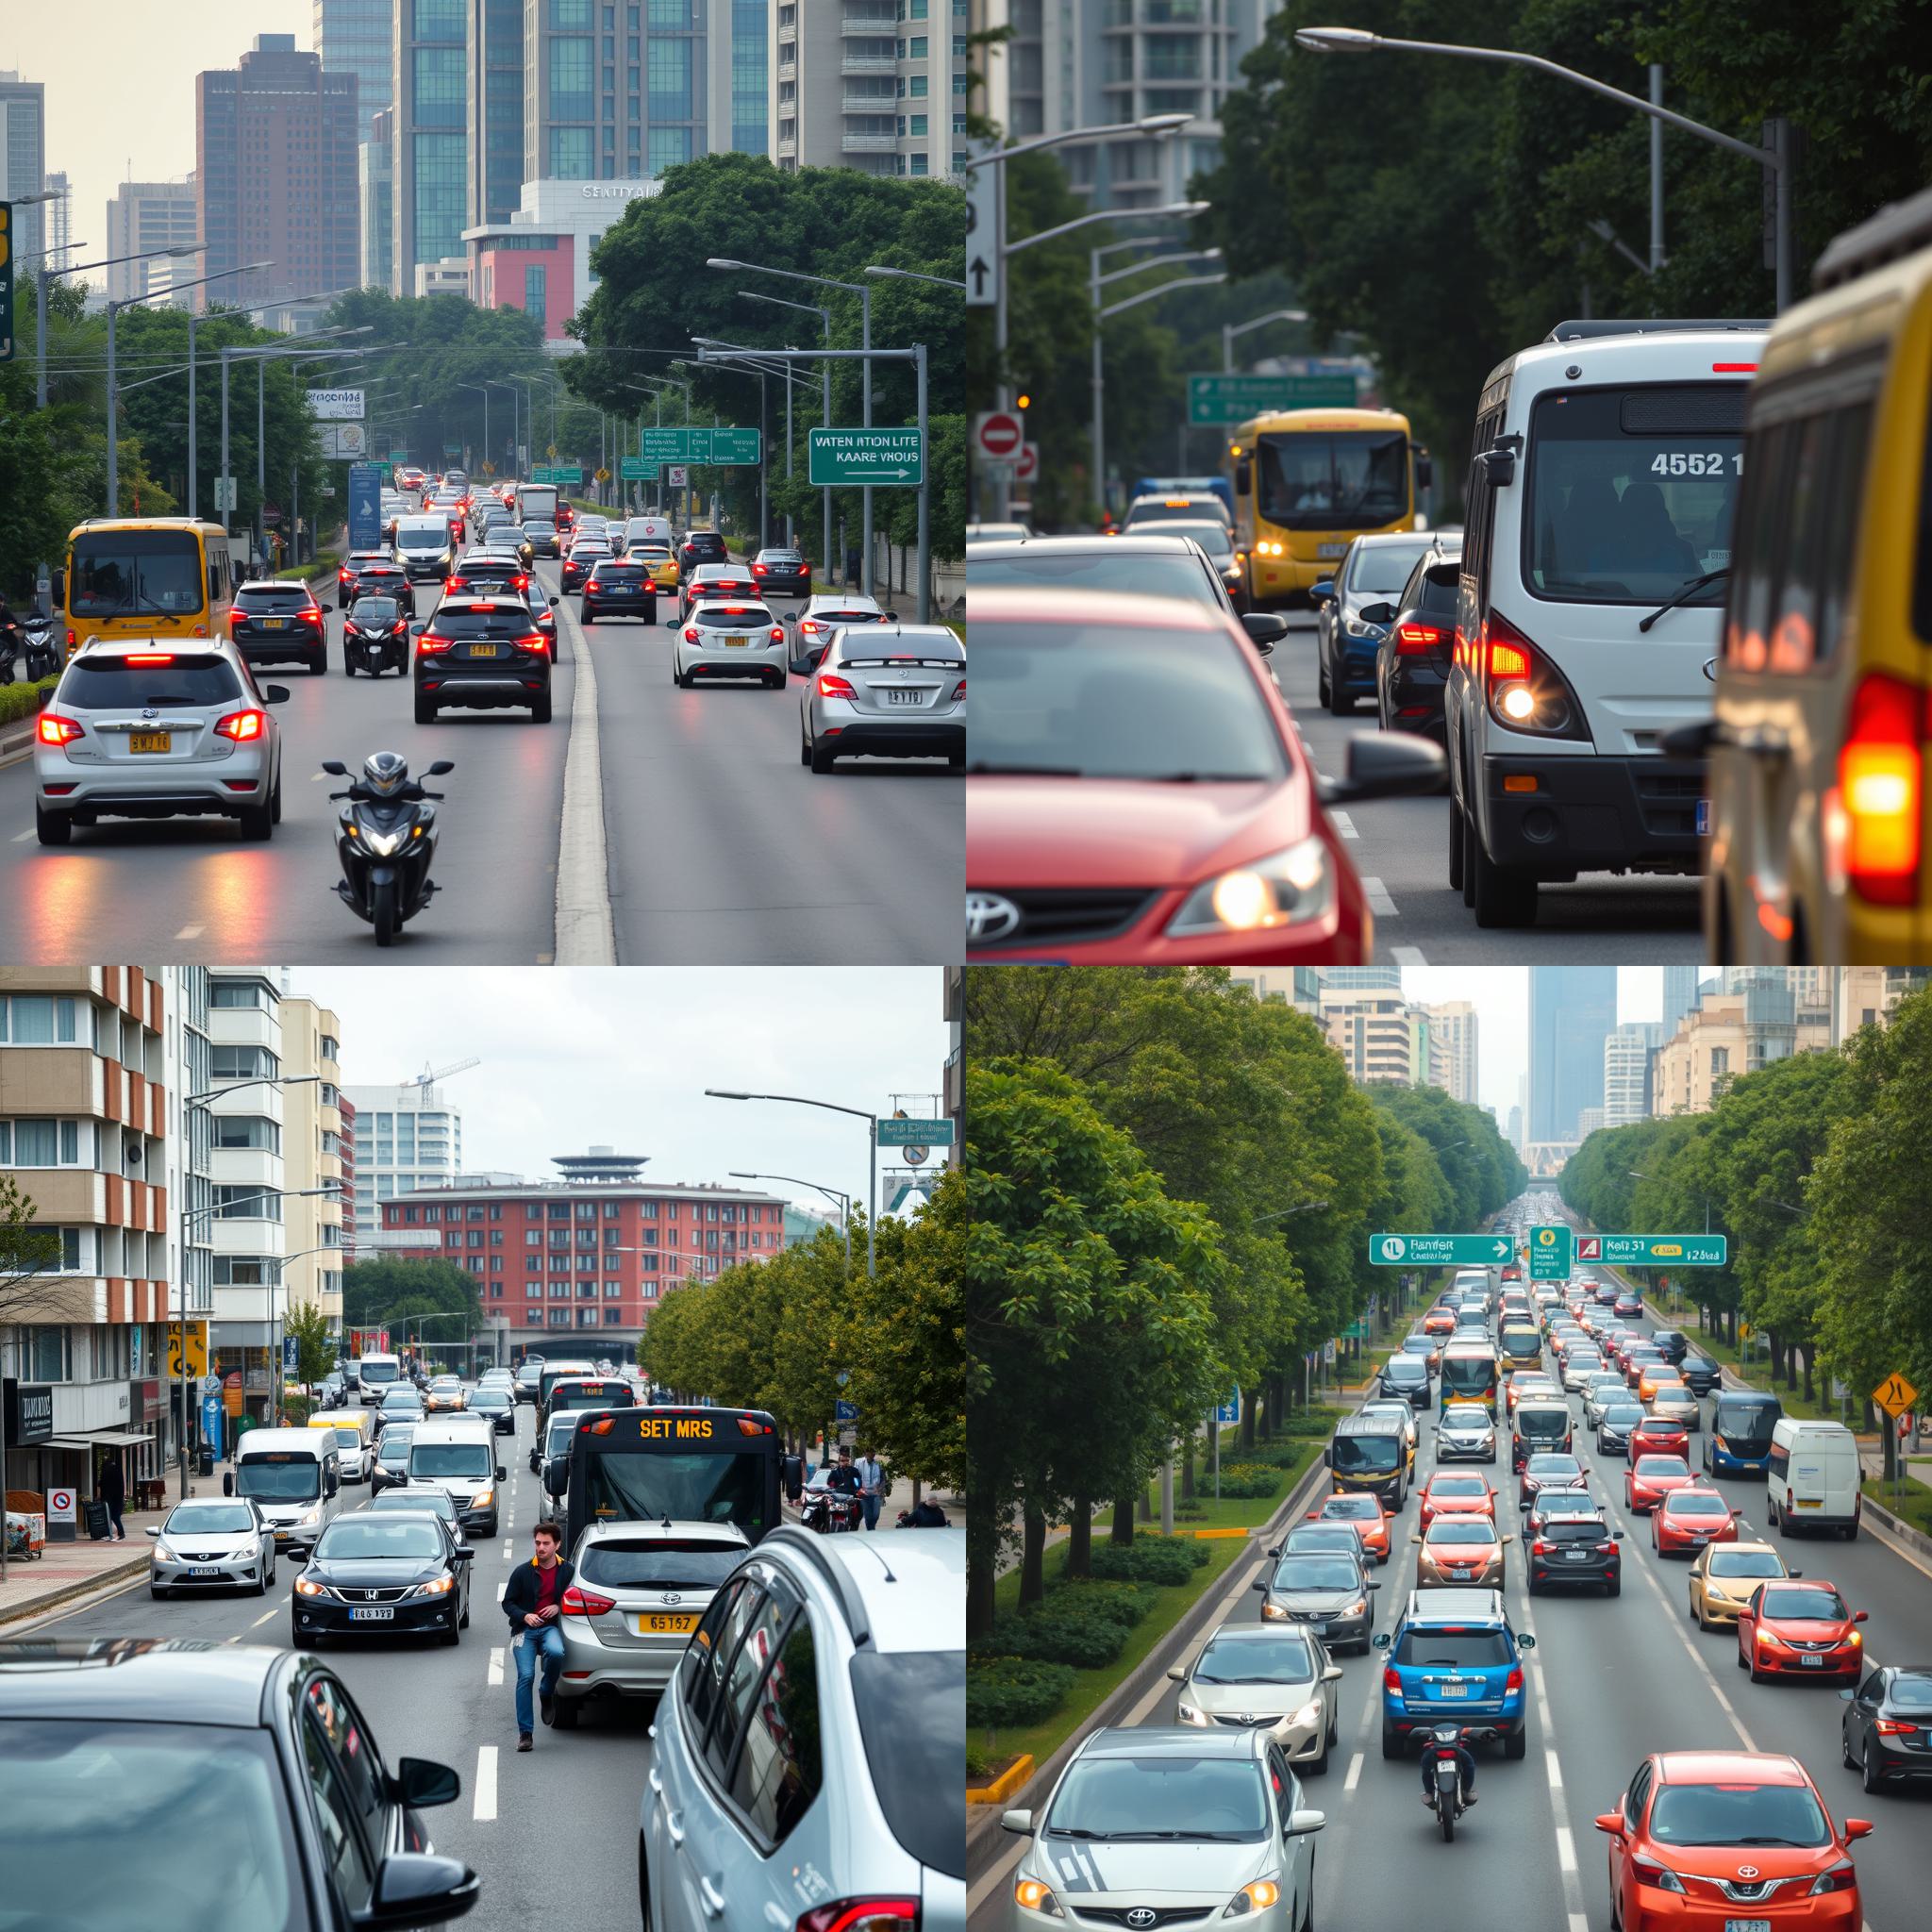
0,1641,477,1931
336,548,390,608
344,558,415,613
1841,1665,1932,1790
291,1512,473,1645
1596,1401,1646,1458
230,580,327,675
1678,1350,1723,1396
750,546,812,597
558,543,611,595
467,1388,516,1435
1373,551,1461,742
579,558,658,625
677,562,758,619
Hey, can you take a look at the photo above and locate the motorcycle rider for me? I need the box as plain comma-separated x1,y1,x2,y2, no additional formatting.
0,591,21,680
826,1447,863,1502
1422,1724,1476,1808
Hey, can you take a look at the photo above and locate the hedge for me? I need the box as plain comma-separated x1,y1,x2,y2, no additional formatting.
1211,1461,1284,1500
1086,1534,1212,1588
0,675,59,729
967,1656,1078,1730
982,1580,1158,1670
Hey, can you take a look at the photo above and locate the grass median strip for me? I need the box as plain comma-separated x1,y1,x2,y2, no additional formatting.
1862,1475,1932,1540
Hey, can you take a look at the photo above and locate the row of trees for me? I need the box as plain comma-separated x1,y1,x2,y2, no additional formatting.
964,967,1524,1635
563,152,965,559
1559,984,1932,1467
638,1174,964,1498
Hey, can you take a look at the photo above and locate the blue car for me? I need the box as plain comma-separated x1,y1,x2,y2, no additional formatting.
1704,1390,1783,1476
1308,531,1439,717
1374,1588,1536,1759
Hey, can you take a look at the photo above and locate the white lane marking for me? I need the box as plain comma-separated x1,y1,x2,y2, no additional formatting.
1363,876,1398,917
501,1541,512,1559
252,1607,277,1627
488,1647,505,1688
551,590,616,965
175,924,205,941
1330,810,1359,841
496,1582,508,1602
1546,1751,1562,1791
12,829,33,842
1555,1824,1577,1874
1391,946,1428,967
1342,1752,1363,1792
1570,1916,1590,1932
473,1744,498,1822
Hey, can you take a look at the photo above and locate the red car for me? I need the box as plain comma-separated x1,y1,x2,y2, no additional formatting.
1652,1486,1739,1557
1422,1307,1457,1336
1306,1492,1391,1564
1738,1580,1868,1684
1419,1473,1496,1529
964,588,1444,964
1596,1750,1871,1932
1626,1454,1696,1514
1623,1347,1666,1389
1627,1415,1690,1462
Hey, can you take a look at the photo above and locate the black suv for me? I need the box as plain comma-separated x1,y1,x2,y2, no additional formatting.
230,580,327,674
1678,1350,1722,1396
1524,1501,1623,1596
677,528,728,578
578,558,658,625
1648,1328,1690,1364
750,546,811,596
412,595,553,724
1373,547,1461,741
1378,1356,1432,1408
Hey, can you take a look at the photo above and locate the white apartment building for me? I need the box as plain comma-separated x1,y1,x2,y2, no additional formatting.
341,1080,466,1256
278,998,345,1332
775,0,966,180
1603,1022,1662,1128
1424,1001,1479,1105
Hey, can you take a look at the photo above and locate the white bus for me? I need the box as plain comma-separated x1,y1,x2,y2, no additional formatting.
354,1352,404,1406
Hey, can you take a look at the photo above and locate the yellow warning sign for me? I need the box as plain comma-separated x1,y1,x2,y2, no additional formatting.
1873,1373,1919,1419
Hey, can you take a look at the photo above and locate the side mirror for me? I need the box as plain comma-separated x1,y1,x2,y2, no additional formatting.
1322,1447,1332,1468
1844,1818,1874,1841
425,759,456,776
495,1465,508,1483
1414,452,1434,491
1372,1632,1391,1651
1854,1609,1869,1624
1476,445,1516,487
452,1545,475,1562
1365,1579,1381,1591
1789,1570,1802,1578
1594,1811,1625,1838
320,759,349,776
1839,1687,1856,1702
52,570,65,608
144,1524,161,1539
1233,458,1252,496
1252,1578,1268,1592
350,1852,479,1930
1357,602,1395,627
1517,1633,1537,1650
1612,1530,1624,1541
1409,1535,1422,1545
410,621,428,636
1000,1808,1035,1837
1167,1666,1187,1682
223,1473,234,1496
1323,1665,1344,1683
325,1474,339,1498
1318,731,1448,808
393,1757,462,1809
264,684,291,705
1287,1808,1325,1836
1501,1534,1515,1545
1308,580,1334,605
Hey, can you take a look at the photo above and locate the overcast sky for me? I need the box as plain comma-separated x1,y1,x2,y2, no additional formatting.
282,967,950,1218
12,2,309,285
1402,965,1713,1122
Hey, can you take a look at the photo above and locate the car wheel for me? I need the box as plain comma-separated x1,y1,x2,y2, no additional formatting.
810,739,836,775
271,767,283,824
1605,1575,1621,1597
1316,658,1330,707
35,802,73,846
239,792,274,841
151,1586,170,1600
1325,668,1352,718
1447,796,1465,891
1862,1742,1887,1795
1504,1726,1527,1761
1380,1724,1401,1759
413,692,437,724
531,689,553,724
1470,824,1538,927
1842,1723,1857,1772
551,1695,580,1730
309,650,326,675
253,1563,269,1596
343,658,356,675
639,1834,656,1930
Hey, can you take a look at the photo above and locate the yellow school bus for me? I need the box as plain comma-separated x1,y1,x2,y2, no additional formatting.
60,518,240,660
1226,407,1430,607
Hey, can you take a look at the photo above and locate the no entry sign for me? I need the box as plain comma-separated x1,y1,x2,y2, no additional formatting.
974,411,1023,460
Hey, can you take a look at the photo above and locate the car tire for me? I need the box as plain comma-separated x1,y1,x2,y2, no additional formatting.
1606,1575,1621,1597
1325,668,1352,718
810,739,836,775
1861,1742,1886,1795
35,802,74,846
552,1695,580,1730
441,1615,460,1646
1447,797,1465,891
414,692,437,724
1316,658,1330,708
639,1835,655,1930
1470,826,1538,927
151,1586,170,1600
531,689,553,724
309,650,326,675
1842,1724,1857,1772
271,768,283,824
799,729,813,767
1380,1724,1401,1759
343,658,357,676
240,792,274,841
1504,1726,1528,1760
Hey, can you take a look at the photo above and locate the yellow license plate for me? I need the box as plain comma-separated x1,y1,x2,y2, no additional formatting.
261,617,287,629
724,635,750,647
468,642,499,656
129,732,173,754
1796,1497,1820,1507
635,1612,699,1634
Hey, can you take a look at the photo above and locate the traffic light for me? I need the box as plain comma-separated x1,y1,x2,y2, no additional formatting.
1015,391,1031,411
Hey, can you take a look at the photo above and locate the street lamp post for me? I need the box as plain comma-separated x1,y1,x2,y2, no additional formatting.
1223,308,1310,374
456,382,491,475
728,1172,853,1272
737,290,834,556
704,1091,878,1277
218,332,373,537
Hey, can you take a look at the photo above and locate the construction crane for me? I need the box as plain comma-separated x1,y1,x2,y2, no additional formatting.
399,1057,481,1102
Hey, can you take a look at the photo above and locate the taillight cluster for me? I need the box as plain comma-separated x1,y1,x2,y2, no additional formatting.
38,713,85,747
817,673,858,700
1395,621,1446,657
416,634,456,655
511,633,547,655
300,608,324,626
559,1585,615,1617
1832,673,1925,905
215,708,268,742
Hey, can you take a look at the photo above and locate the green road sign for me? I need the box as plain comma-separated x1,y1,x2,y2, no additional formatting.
1187,372,1359,425
619,456,651,479
876,1118,954,1148
388,450,408,465
639,426,762,467
1368,1233,1513,1267
1580,1233,1728,1268
808,427,925,487
0,201,14,361
1528,1224,1574,1281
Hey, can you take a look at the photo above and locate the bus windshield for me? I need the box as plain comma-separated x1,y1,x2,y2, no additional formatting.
1257,430,1408,531
583,1448,772,1538
1332,1433,1401,1474
69,529,207,617
1714,1395,1781,1441
235,1459,321,1502
1441,1354,1496,1396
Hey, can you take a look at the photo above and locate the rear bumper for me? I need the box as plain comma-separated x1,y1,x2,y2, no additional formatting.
236,634,324,663
1478,753,1704,877
816,717,963,759
417,671,549,706
37,759,272,814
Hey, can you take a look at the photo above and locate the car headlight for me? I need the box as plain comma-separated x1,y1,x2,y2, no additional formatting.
1166,836,1332,937
413,1574,457,1598
1292,1699,1323,1728
152,1542,177,1564
472,1489,494,1510
293,1576,328,1598
1014,1878,1064,1918
1260,1601,1289,1621
1342,614,1383,638
1345,1601,1367,1619
298,1507,321,1525
1224,1879,1281,1917
1176,1701,1207,1725
361,828,404,857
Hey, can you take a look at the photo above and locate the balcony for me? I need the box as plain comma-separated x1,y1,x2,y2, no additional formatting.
841,132,898,151
841,9,897,31
0,1047,103,1115
843,91,897,112
841,53,895,74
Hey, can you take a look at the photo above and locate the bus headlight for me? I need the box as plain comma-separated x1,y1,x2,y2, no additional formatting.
1167,838,1331,936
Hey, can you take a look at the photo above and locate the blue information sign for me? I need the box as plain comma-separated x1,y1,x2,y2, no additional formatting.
347,462,383,553
835,1399,858,1423
202,1391,225,1462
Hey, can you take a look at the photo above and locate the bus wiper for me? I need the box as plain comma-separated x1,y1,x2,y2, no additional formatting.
1638,567,1729,633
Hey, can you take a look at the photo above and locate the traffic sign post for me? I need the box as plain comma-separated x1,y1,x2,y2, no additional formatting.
0,201,14,361
876,1117,953,1148
1874,1374,1918,1420
808,427,924,487
1187,372,1359,424
1529,1224,1574,1281
1590,1234,1729,1268
966,157,997,309
974,411,1024,464
1368,1233,1514,1267
639,427,761,467
835,1399,859,1424
619,456,651,480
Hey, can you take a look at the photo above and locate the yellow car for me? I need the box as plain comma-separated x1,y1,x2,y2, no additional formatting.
633,542,680,591
1688,1540,1789,1630
424,1377,466,1414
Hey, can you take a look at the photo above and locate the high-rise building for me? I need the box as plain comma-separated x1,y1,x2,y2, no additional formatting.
278,999,346,1331
103,180,201,305
196,36,361,314
1834,967,1932,1045
943,964,961,1170
1654,980,1797,1116
1604,1022,1663,1127
468,0,526,228
0,72,48,264
391,2,469,294
338,1095,359,1264
42,171,73,272
1227,968,1323,1013
315,0,397,143
1528,967,1616,1149
1659,964,1704,1037
341,1078,465,1254
1424,1001,1479,1104
1323,966,1403,992
1321,989,1430,1088
774,0,957,180
361,109,395,291
1506,1104,1524,1155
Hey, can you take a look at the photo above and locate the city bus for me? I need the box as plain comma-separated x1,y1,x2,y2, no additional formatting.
1704,1388,1784,1478
1439,1340,1501,1412
1226,407,1430,608
556,1404,782,1555
58,518,239,662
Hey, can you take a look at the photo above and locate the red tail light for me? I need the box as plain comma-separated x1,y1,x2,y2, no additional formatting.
1875,1718,1919,1736
1531,1540,1552,1557
683,626,699,643
1383,1668,1403,1694
770,626,785,643
300,608,324,625
952,678,966,700
794,1902,917,1932
1504,1667,1524,1694
1837,673,1924,905
1395,622,1444,656
512,633,547,655
125,652,176,664
559,1585,616,1617
38,713,85,746
752,562,768,575
817,673,858,700
215,708,268,742
416,635,456,655
445,576,468,591
512,575,528,591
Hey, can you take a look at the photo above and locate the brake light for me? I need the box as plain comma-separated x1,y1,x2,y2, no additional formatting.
445,576,468,592
125,652,176,664
559,1585,616,1617
1396,622,1444,656
770,626,784,643
215,708,267,742
817,673,858,700
585,579,602,592
300,608,323,625
952,678,966,701
794,1900,917,1932
1711,362,1759,373
1874,1718,1919,1735
467,604,495,615
752,562,767,574
512,633,547,655
415,635,456,654
1531,1540,1552,1557
512,575,528,591
1504,1667,1523,1694
683,627,699,643
38,713,85,746
1837,673,1923,904
800,619,822,634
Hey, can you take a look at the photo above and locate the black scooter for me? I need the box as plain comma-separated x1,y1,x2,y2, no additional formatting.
802,1487,860,1535
22,613,59,682
322,752,453,946
1423,1724,1494,1841
342,607,409,676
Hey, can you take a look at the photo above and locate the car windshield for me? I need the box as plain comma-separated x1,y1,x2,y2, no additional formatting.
1047,1756,1267,1840
410,1444,491,1479
1392,1629,1509,1669
316,1520,443,1562
1761,1587,1848,1620
1647,1781,1829,1848
1708,1551,1782,1577
1319,1497,1378,1519
575,1538,744,1590
1125,499,1226,528
1345,540,1433,593
1195,1635,1314,1684
234,1459,320,1502
62,656,243,708
163,1504,257,1535
369,1493,455,1521
1256,429,1408,531
471,1392,508,1410
1430,1479,1489,1497
1603,1405,1644,1424
1427,1519,1497,1544
1332,1434,1399,1474
1636,1457,1690,1477
1272,1557,1360,1591
1526,384,1744,604
68,529,208,617
397,528,446,549
970,548,1224,608
377,1430,414,1457
1442,1408,1491,1428
0,1719,304,1931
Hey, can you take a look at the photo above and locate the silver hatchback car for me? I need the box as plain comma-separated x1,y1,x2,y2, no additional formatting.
642,1525,964,1931
1167,1622,1343,1774
552,1519,750,1725
673,597,788,689
34,637,289,845
800,620,965,774
148,1497,277,1598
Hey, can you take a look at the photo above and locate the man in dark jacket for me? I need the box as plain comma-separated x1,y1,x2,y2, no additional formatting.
98,1457,126,1541
503,1520,575,1751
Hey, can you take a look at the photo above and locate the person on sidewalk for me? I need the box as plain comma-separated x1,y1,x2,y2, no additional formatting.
503,1520,575,1752
97,1457,126,1542
855,1448,885,1532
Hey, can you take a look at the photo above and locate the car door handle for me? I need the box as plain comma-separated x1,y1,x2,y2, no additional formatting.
647,1767,662,1797
698,1875,726,1920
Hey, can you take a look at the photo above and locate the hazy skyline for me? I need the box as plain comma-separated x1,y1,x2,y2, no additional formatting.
8,3,308,290
284,966,951,1222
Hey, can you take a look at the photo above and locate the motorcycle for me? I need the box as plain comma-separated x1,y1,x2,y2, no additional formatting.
341,606,409,676
802,1487,861,1535
1423,1724,1493,1842
22,612,59,682
321,752,454,947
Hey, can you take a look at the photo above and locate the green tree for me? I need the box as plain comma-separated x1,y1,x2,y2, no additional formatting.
285,1302,339,1391
0,1174,64,1324
341,1257,481,1337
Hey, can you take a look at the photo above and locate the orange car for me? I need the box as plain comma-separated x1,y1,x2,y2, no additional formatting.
1637,1361,1687,1404
1422,1307,1457,1336
1738,1579,1868,1685
1306,1492,1391,1564
1625,1453,1696,1514
1418,1472,1497,1530
1651,1486,1738,1557
1507,1373,1560,1416
1596,1751,1871,1932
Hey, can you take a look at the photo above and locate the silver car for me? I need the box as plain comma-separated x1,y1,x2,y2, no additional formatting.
551,1519,750,1725
1436,1402,1498,1463
371,1422,415,1494
643,1525,964,1931
1583,1373,1633,1427
1003,1726,1323,1932
789,591,886,674
1168,1623,1344,1774
148,1498,276,1598
673,596,787,688
800,620,965,774
1252,1549,1379,1654
34,637,289,846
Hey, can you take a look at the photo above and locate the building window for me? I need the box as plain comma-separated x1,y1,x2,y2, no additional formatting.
30,1325,71,1381
0,995,85,1045
467,1231,484,1248
646,0,682,23
215,1187,281,1223
551,0,592,25
412,43,464,128
525,1228,542,1245
646,126,691,176
213,1256,274,1286
212,1116,280,1154
211,1044,279,1081
647,37,691,118
603,1307,625,1324
0,1118,92,1166
604,1280,623,1296
910,153,928,175
550,35,593,121
909,113,926,135
490,1281,503,1297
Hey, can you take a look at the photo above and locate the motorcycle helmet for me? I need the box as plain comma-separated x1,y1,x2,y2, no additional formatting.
361,751,410,795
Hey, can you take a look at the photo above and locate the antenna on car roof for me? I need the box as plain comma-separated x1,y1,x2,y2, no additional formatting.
842,1538,897,1587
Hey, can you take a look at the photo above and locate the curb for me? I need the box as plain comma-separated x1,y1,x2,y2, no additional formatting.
966,1753,1035,1807
548,580,617,966
0,1554,149,1629
1857,1491,1932,1563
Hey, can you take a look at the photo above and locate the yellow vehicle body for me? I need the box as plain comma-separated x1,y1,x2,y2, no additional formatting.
60,518,239,662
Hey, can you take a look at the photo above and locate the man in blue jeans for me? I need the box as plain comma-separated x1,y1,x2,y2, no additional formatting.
503,1520,575,1751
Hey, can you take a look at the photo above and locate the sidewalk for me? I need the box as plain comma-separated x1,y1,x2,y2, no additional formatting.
0,1496,176,1628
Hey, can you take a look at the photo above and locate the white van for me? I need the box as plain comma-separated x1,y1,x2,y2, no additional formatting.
621,515,672,557
226,1426,343,1553
1767,1417,1861,1539
403,1418,507,1540
355,1352,404,1407
393,515,456,583
1443,318,1768,926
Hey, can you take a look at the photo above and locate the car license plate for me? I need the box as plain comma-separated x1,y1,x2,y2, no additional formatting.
129,732,172,754
1450,1569,1472,1579
261,617,287,629
1796,1497,1820,1507
724,635,751,647
190,1567,222,1577
1318,542,1345,558
1696,798,1712,836
1563,1550,1587,1561
633,1612,699,1635
349,1607,394,1622
1724,1921,1771,1932
1800,1654,1823,1667
469,642,499,656
885,688,922,705
1437,1683,1470,1699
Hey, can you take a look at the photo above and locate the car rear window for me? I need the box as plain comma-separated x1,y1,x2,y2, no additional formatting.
64,655,244,707
424,609,540,639
1346,540,1434,593
851,1649,966,1877
575,1538,744,1590
594,563,650,579
691,604,774,627
972,549,1224,611
239,585,311,608
1541,1517,1607,1542
1393,1629,1510,1669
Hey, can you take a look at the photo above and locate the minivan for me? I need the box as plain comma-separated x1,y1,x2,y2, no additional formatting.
1766,1417,1861,1540
1444,318,1768,927
403,1419,508,1540
1511,1399,1573,1471
225,1426,342,1553
393,515,456,583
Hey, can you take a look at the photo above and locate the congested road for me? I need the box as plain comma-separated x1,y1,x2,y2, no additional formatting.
0,556,959,965
968,1199,1931,1932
